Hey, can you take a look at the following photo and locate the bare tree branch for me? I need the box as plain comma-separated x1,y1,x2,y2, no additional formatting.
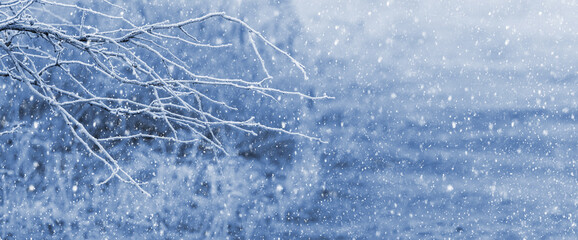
0,0,330,194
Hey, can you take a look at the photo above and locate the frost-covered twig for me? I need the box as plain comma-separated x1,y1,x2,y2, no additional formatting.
0,123,22,136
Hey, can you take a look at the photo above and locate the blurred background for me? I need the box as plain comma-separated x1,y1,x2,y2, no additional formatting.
1,0,577,238
293,0,578,238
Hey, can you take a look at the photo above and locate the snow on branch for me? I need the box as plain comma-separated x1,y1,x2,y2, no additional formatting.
0,123,22,136
0,0,330,195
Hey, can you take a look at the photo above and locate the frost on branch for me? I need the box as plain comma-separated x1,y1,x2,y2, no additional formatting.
0,0,329,195
0,122,21,136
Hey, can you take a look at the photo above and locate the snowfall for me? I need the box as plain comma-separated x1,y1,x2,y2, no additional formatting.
1,0,577,239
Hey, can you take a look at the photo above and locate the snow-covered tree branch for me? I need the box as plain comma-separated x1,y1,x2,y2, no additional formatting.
0,123,21,136
0,0,329,195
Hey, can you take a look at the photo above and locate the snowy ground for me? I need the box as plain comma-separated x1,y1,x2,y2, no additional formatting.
290,0,578,238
